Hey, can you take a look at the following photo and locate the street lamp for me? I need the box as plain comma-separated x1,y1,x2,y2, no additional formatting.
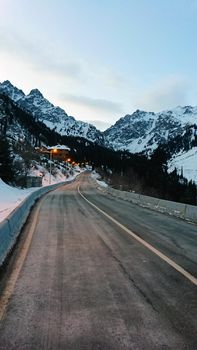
49,148,57,184
35,147,58,184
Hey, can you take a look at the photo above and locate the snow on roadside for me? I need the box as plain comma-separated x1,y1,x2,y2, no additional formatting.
28,163,66,186
96,179,108,188
0,167,84,223
91,171,108,188
0,178,39,223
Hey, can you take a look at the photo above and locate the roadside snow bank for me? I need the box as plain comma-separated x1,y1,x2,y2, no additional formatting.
91,171,108,188
0,179,38,222
0,168,83,223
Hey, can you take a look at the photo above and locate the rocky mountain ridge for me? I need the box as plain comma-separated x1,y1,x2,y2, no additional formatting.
1,80,197,155
1,80,197,183
103,107,197,183
0,80,104,145
104,108,197,155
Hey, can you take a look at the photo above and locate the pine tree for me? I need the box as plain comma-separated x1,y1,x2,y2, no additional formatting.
0,138,15,183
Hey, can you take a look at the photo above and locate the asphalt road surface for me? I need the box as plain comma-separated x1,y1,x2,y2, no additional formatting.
0,173,196,349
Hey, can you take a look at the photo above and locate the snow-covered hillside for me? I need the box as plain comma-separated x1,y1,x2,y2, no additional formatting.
103,108,197,183
0,162,84,222
168,147,197,183
0,81,104,144
104,107,197,154
1,80,197,184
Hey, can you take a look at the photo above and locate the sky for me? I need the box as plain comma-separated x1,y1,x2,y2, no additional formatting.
0,0,197,130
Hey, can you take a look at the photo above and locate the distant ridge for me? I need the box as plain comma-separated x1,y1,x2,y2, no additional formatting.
0,80,197,182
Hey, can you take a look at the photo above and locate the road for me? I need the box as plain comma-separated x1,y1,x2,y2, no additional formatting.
0,173,196,349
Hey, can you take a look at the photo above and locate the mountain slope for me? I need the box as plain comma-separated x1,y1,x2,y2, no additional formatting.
1,80,197,184
103,108,197,183
0,91,196,204
168,147,197,183
0,81,104,144
0,80,25,101
104,108,197,154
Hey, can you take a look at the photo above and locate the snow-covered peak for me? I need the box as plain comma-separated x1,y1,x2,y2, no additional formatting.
159,106,197,124
104,107,197,154
0,80,25,101
0,80,104,144
1,80,13,88
16,85,104,144
131,109,156,119
28,88,44,99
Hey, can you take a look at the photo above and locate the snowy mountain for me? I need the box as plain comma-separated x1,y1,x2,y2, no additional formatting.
168,147,197,183
0,81,104,144
104,108,197,154
104,108,197,182
1,80,197,183
0,80,25,101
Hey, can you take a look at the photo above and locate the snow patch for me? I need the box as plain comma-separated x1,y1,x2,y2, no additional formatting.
0,166,84,222
91,171,108,188
168,147,197,183
0,178,38,222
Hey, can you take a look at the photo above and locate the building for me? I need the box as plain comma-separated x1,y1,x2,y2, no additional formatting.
47,145,70,161
36,145,70,162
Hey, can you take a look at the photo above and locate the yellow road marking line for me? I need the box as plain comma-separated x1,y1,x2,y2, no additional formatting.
0,199,43,321
78,186,197,286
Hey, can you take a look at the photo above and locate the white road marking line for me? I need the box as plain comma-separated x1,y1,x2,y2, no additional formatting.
78,186,197,286
0,199,43,321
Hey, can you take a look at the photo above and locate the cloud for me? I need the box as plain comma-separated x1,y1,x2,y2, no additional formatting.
105,72,127,87
60,93,123,114
0,28,82,81
94,69,127,88
135,76,190,111
84,120,111,131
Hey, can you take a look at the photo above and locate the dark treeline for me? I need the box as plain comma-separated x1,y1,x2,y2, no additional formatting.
0,94,60,146
0,138,15,183
67,139,197,205
160,124,197,156
0,93,196,205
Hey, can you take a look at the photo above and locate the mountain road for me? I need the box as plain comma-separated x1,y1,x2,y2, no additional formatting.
0,173,196,349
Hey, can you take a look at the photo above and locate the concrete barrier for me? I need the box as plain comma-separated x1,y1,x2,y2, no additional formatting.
156,199,186,219
0,179,75,267
185,204,197,223
140,194,160,208
0,220,10,263
126,192,141,204
99,184,197,225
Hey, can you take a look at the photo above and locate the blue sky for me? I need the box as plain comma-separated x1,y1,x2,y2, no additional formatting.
0,0,197,130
